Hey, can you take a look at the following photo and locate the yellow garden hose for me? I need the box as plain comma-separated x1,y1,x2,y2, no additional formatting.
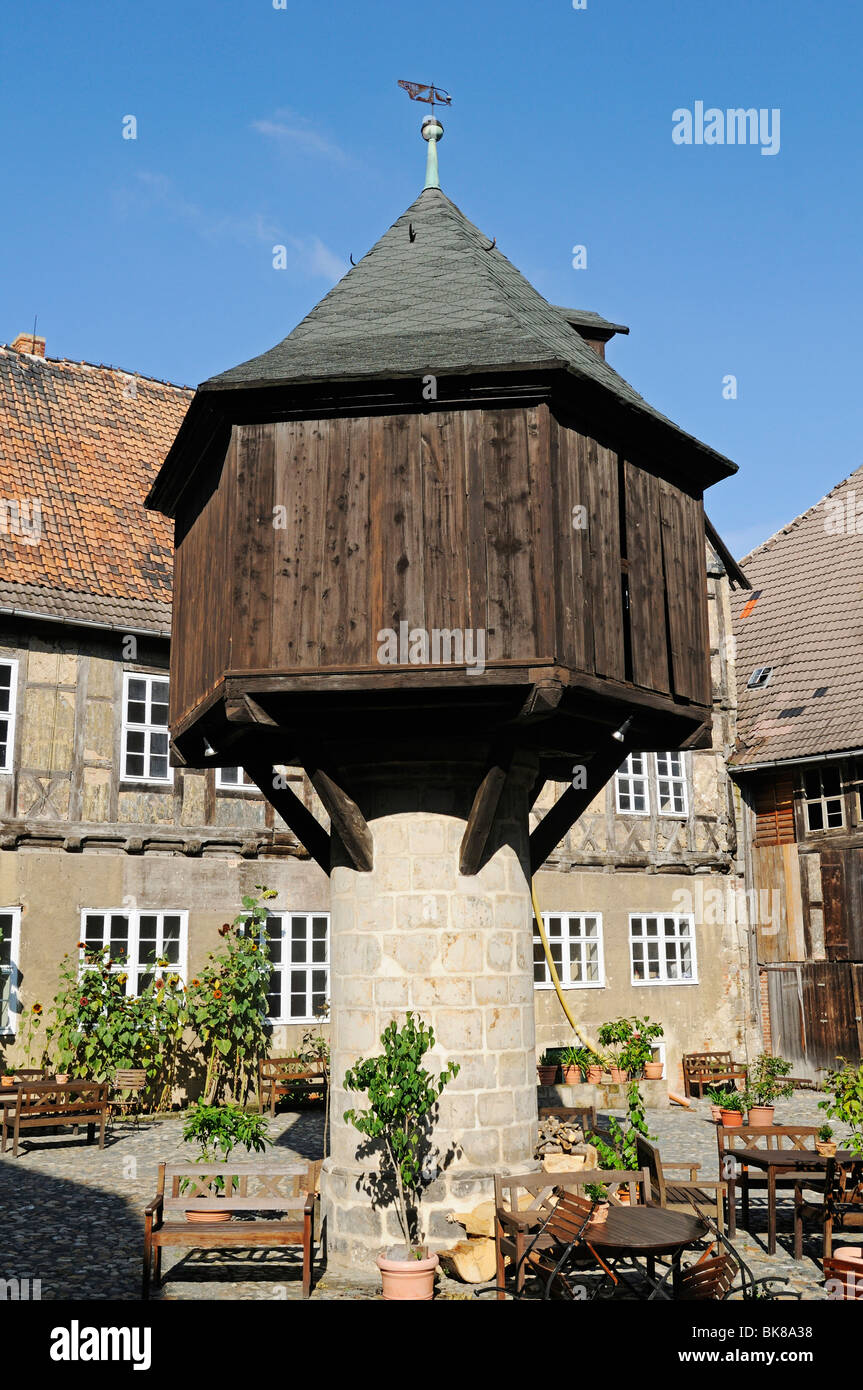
530,876,601,1056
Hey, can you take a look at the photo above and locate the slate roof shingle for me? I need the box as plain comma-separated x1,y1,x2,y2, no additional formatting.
731,463,863,768
0,346,191,633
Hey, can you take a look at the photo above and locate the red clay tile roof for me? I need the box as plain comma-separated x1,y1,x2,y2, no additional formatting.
731,463,863,768
0,346,191,633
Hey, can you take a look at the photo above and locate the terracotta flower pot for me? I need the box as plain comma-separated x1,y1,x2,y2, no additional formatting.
586,1065,603,1084
608,1067,628,1084
1,1075,13,1087
816,1141,837,1158
185,1208,234,1223
537,1065,558,1085
720,1109,745,1128
561,1065,582,1085
377,1250,439,1300
643,1062,664,1081
839,1246,863,1269
747,1106,775,1127
55,1074,70,1085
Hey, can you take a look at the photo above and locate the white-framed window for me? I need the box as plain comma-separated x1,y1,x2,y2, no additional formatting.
121,672,171,782
533,912,604,990
80,909,187,995
262,912,330,1023
0,907,21,1034
803,765,844,832
629,913,697,985
216,766,259,793
0,659,18,773
615,753,650,815
655,752,688,816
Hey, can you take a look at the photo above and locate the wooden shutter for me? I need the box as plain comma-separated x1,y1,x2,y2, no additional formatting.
753,775,796,846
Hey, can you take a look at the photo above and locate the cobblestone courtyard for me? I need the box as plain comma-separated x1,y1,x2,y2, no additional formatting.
0,1093,851,1301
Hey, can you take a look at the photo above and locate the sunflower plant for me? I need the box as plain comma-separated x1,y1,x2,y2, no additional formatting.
186,887,276,1104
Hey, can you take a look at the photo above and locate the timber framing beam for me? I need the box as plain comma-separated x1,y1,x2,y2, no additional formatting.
244,765,332,875
529,746,628,874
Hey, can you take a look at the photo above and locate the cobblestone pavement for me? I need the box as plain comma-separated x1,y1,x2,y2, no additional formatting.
0,1093,852,1301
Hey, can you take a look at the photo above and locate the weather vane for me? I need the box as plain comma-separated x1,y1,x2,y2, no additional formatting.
397,80,452,116
398,81,452,191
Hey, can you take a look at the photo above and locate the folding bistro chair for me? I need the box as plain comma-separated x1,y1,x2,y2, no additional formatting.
508,1189,621,1301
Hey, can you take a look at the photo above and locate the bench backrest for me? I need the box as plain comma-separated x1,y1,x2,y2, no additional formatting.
15,1081,109,1117
683,1052,737,1077
494,1167,649,1217
158,1160,321,1216
259,1057,326,1081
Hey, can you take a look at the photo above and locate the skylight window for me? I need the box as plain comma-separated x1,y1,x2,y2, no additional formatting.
747,667,773,689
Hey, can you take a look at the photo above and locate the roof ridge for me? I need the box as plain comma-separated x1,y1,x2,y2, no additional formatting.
740,460,863,564
0,344,194,393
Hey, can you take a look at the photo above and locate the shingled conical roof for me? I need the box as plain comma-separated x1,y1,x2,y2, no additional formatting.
207,187,634,399
149,182,736,513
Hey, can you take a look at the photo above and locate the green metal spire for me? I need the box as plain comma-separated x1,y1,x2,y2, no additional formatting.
421,115,444,190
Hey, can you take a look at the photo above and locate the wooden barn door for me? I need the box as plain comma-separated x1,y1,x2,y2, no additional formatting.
767,963,863,1081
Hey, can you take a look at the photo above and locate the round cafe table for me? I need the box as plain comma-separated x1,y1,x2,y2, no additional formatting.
583,1204,709,1299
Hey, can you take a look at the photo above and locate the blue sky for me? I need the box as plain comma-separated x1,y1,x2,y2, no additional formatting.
2,0,860,556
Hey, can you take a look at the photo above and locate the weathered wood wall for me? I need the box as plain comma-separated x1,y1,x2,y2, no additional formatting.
170,404,711,729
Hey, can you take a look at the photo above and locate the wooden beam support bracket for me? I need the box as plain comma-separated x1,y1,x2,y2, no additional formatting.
244,764,332,875
305,762,374,874
529,745,628,874
459,746,515,877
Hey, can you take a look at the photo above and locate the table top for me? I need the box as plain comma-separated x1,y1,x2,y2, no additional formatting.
732,1148,855,1169
583,1205,708,1254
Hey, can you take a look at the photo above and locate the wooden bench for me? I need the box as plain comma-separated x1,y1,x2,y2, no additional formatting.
637,1134,726,1230
1,1080,109,1157
683,1052,747,1099
716,1125,820,1237
143,1160,320,1299
494,1166,650,1299
258,1057,327,1115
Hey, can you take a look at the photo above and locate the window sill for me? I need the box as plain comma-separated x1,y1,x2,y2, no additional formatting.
631,978,699,988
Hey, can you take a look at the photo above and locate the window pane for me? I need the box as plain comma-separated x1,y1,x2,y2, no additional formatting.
807,803,824,831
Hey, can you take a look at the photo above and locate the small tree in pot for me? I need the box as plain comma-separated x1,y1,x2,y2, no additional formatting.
747,1053,794,1125
820,1058,863,1158
181,1101,271,1221
344,1012,459,1300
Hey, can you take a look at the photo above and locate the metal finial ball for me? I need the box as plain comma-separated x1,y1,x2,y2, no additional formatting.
421,116,444,142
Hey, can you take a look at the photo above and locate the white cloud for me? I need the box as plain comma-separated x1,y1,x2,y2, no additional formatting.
252,110,352,166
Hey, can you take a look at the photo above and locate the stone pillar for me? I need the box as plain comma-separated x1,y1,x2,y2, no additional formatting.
322,756,539,1272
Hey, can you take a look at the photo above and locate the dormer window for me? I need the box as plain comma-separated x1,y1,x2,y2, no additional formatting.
747,666,773,689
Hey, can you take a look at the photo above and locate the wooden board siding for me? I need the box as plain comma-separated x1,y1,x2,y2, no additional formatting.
752,842,806,962
767,962,863,1080
753,774,796,847
624,462,671,694
820,846,863,961
169,404,712,731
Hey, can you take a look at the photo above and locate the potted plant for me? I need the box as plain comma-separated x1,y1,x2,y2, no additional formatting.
706,1086,731,1123
622,1017,665,1080
584,1181,610,1223
537,1051,558,1086
594,1017,636,1078
344,1013,460,1300
718,1090,747,1128
816,1124,837,1158
181,1101,271,1222
820,1058,863,1159
559,1046,583,1085
747,1053,794,1126
584,1050,604,1084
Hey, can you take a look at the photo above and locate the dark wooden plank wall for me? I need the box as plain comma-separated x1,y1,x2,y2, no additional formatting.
170,405,711,725
820,846,863,961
